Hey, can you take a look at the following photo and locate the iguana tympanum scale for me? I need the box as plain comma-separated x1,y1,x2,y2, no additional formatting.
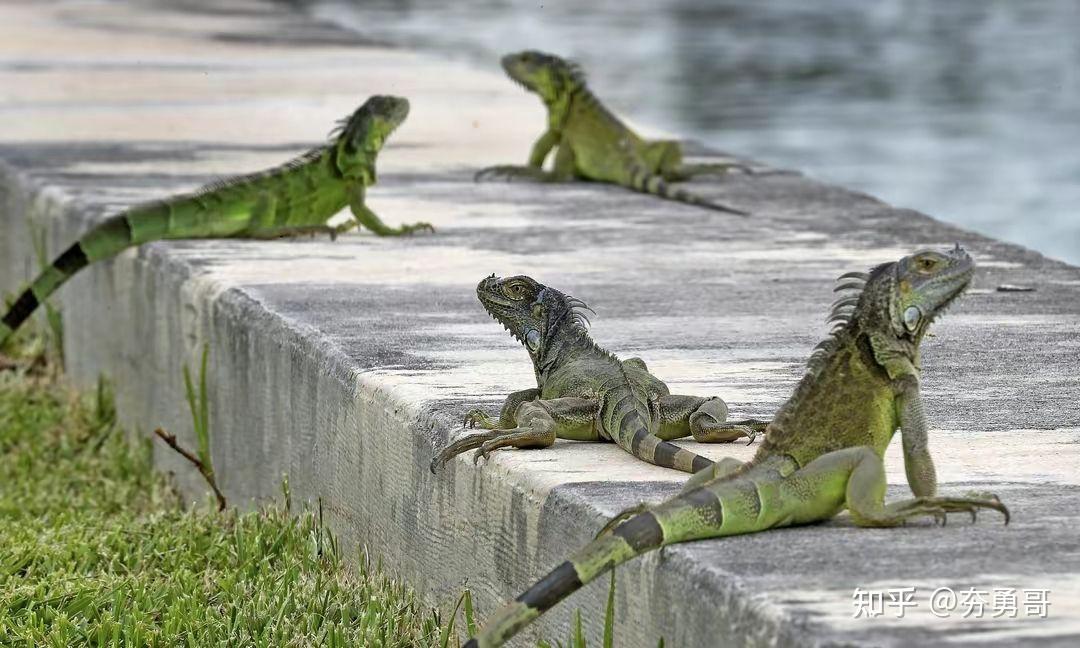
0,95,431,345
477,50,752,216
463,246,1009,647
430,275,766,474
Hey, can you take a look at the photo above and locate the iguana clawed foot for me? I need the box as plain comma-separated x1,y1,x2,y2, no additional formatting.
691,412,767,445
397,221,436,235
463,408,499,430
430,429,501,473
432,406,557,472
470,427,549,464
474,165,556,183
430,426,550,471
880,495,1010,527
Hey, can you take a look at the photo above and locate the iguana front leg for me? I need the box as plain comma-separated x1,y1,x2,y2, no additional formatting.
461,387,540,430
897,381,937,497
475,142,577,183
431,396,597,471
348,184,434,236
527,129,559,168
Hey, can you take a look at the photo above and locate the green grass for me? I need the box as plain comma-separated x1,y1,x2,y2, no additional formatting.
0,365,454,646
0,349,635,647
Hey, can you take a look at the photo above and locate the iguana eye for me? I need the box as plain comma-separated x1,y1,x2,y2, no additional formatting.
915,256,939,273
503,282,527,300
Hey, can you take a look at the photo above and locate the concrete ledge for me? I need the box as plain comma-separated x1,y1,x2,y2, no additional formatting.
2,2,1079,646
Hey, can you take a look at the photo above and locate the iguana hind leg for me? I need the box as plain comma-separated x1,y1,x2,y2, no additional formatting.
788,446,1010,527
643,140,753,181
656,394,762,444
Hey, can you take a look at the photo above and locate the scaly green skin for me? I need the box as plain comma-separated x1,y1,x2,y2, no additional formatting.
463,247,1010,648
0,96,432,345
430,275,766,474
477,51,752,216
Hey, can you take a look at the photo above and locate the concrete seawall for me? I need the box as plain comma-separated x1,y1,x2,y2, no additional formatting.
2,1,1079,645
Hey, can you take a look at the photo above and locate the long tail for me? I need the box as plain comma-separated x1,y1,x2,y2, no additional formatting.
628,166,749,216
603,384,714,474
1,214,135,344
0,196,249,344
464,479,747,647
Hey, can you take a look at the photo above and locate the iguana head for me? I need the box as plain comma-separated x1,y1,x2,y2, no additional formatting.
332,95,410,180
823,245,974,378
501,51,584,103
870,245,973,339
476,274,592,361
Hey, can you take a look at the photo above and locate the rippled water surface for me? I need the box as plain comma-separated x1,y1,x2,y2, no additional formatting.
314,0,1080,264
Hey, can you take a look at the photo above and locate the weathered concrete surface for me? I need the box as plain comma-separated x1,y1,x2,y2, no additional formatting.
1,1,1079,646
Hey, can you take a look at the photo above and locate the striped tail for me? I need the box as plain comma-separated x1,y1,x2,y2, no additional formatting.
628,165,749,216
602,385,714,474
465,481,745,648
464,512,667,648
0,213,136,344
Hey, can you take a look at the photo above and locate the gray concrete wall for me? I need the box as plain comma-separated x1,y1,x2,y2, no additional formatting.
1,1,1078,646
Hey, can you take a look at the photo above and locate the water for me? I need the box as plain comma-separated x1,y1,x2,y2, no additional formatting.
313,0,1080,264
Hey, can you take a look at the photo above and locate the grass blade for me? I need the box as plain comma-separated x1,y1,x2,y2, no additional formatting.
463,589,477,637
603,571,615,648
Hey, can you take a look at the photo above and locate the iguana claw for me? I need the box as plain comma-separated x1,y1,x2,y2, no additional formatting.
402,221,435,235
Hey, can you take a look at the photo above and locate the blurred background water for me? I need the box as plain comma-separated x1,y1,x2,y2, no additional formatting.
311,0,1079,264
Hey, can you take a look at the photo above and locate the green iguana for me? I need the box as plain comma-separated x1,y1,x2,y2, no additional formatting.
477,50,752,216
430,274,767,474
462,246,1009,647
0,95,431,345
